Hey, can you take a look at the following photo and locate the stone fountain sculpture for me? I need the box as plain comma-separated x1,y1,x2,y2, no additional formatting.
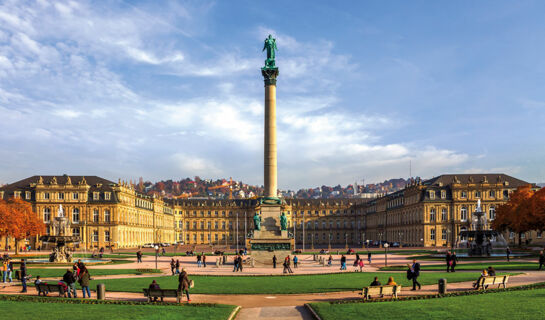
40,205,80,263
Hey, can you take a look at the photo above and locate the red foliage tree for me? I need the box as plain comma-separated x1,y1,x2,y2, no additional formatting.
492,185,535,246
0,198,45,254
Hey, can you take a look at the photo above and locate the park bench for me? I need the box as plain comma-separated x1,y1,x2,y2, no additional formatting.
35,283,65,297
477,275,509,290
143,288,181,303
360,285,401,300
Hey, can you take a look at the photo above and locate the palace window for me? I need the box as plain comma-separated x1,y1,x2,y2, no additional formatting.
200,234,204,241
429,191,435,199
538,231,542,239
430,229,436,240
93,209,99,222
215,234,218,241
207,234,211,241
229,222,233,229
187,234,190,241
104,210,111,223
92,231,99,242
215,221,218,229
441,208,447,221
43,208,51,222
509,232,515,239
72,208,80,223
475,191,481,199
201,222,205,229
215,211,218,216
430,209,436,221
222,211,226,217
72,228,79,237
193,234,197,241
489,207,496,220
105,192,111,200
222,221,226,229
193,222,197,229
442,229,447,240
178,221,183,229
44,192,50,200
105,231,110,242
461,207,468,221
26,191,31,200
186,222,190,229
441,190,446,199
489,190,495,198
93,192,99,200
73,193,78,200
503,190,509,200
460,191,467,199
207,221,211,229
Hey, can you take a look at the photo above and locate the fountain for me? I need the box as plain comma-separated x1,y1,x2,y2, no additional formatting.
39,205,80,263
458,199,507,256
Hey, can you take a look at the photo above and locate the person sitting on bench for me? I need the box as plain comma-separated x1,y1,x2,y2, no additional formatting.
473,269,488,289
148,280,161,301
370,276,382,286
34,276,48,295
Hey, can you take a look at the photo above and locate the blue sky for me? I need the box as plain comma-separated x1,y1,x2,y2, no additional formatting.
1,0,544,189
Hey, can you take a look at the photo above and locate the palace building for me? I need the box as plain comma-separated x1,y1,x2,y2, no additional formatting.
0,173,535,250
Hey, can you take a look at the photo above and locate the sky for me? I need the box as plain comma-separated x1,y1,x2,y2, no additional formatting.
1,0,545,189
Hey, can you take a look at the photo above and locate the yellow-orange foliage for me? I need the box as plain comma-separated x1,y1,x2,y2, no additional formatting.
493,185,536,245
0,198,45,253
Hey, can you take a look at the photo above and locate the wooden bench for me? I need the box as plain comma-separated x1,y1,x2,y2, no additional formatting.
477,275,509,290
35,283,65,296
143,288,181,303
360,285,401,300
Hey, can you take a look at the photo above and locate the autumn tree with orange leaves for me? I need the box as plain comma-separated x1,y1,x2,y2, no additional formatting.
492,185,540,246
0,198,45,254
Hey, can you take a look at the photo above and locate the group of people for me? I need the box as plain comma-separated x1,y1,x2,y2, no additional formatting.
445,251,458,272
170,258,181,275
370,276,398,287
196,253,207,267
34,259,92,298
1,258,14,283
148,268,191,303
232,255,244,272
473,266,496,289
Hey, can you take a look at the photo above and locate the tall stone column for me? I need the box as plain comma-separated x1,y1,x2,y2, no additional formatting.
262,68,279,198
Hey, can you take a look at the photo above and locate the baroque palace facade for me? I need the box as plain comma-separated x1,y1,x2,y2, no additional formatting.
0,173,535,249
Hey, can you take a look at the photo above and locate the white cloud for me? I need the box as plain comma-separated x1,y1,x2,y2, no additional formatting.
171,153,222,176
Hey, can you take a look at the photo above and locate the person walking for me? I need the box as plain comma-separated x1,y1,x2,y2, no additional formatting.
170,258,176,275
197,254,202,267
1,260,7,283
233,255,238,272
237,255,243,272
506,247,511,262
445,251,451,273
327,255,332,266
539,251,545,270
20,260,27,293
136,251,143,263
176,259,181,274
450,252,457,272
409,259,421,291
79,268,91,298
7,259,13,283
178,269,191,302
367,252,372,264
293,255,298,268
62,268,77,298
202,254,207,268
340,255,347,270
272,255,277,268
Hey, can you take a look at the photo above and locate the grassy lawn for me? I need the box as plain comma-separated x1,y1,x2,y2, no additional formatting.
88,272,512,294
0,300,235,320
381,261,541,271
309,287,545,320
28,268,161,278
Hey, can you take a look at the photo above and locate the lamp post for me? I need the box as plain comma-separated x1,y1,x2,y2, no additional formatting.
236,212,239,253
154,245,159,270
311,233,314,250
344,233,348,249
398,232,404,248
378,232,383,248
384,242,389,266
328,231,331,250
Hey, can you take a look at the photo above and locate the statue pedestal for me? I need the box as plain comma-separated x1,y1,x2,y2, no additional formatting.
250,204,293,266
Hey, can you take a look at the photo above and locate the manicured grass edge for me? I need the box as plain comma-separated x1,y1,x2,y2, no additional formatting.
305,303,323,320
0,293,235,309
227,306,241,320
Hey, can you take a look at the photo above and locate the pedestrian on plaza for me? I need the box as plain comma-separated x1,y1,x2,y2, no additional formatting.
293,255,298,268
233,255,238,272
203,254,207,268
506,247,511,262
539,251,545,270
73,261,80,279
353,257,359,271
237,255,243,272
368,252,372,264
450,252,457,272
328,255,332,266
358,258,364,272
162,247,166,256
445,251,451,273
20,260,27,293
340,255,347,270
79,268,91,298
197,253,202,267
62,268,77,298
1,259,7,283
178,269,191,303
170,258,176,275
272,255,277,268
408,259,421,291
176,259,181,274
7,259,13,283
283,256,293,274
136,251,143,263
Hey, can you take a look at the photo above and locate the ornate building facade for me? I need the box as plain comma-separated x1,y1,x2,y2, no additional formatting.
0,173,535,250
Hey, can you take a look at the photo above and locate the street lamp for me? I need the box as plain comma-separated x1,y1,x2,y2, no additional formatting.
384,242,389,266
328,232,331,250
154,245,159,270
344,233,348,249
378,232,383,248
398,232,404,248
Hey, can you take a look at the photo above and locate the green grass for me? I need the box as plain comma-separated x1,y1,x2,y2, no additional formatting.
309,287,545,320
88,272,512,294
381,261,542,271
0,299,235,320
28,268,161,278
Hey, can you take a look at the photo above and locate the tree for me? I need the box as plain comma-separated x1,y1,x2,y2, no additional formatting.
492,185,535,246
0,198,45,254
529,187,545,232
